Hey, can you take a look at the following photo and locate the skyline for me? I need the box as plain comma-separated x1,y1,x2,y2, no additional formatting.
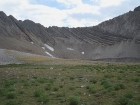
0,0,139,27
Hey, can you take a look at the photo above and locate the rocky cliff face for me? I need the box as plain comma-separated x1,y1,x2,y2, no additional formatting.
0,6,140,62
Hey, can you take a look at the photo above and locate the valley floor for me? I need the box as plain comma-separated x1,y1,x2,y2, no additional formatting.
0,63,140,105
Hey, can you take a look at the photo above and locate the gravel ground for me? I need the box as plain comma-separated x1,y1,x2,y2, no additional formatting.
0,49,39,65
0,49,19,65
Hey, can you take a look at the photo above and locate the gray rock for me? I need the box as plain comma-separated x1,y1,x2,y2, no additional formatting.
134,6,140,11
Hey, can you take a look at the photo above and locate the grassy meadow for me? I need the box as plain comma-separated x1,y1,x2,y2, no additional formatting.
0,62,140,105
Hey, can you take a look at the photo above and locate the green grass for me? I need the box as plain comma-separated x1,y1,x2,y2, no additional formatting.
0,63,140,105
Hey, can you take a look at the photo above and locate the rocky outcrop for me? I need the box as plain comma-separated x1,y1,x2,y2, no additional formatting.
134,6,140,11
0,6,140,62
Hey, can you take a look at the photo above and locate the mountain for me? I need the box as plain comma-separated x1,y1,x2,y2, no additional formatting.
0,6,140,62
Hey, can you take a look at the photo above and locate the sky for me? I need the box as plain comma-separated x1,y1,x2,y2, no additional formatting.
0,0,139,27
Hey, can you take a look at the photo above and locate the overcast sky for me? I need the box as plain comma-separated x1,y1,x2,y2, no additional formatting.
0,0,139,27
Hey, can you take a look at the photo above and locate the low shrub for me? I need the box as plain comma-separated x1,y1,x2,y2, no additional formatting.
6,92,16,99
114,84,125,91
5,100,19,105
70,77,74,80
75,91,82,96
117,97,129,105
119,84,125,89
4,80,17,88
88,86,96,94
90,79,97,84
132,78,139,82
45,84,51,90
59,84,63,88
136,94,140,100
107,87,115,92
127,100,139,105
103,82,112,89
19,90,24,94
114,84,121,91
53,87,59,91
68,96,80,105
104,74,113,78
100,79,112,89
56,92,65,97
117,96,139,105
36,78,47,83
8,88,15,92
124,92,133,99
23,82,30,86
69,86,75,90
0,88,8,96
34,89,44,97
86,86,90,89
49,79,54,84
38,94,50,104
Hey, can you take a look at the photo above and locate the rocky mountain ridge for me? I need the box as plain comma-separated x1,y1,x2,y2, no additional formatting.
0,6,140,62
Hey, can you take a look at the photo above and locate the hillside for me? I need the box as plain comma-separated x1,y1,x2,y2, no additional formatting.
0,6,140,62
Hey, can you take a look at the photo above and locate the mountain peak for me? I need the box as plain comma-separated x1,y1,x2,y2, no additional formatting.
0,11,5,14
134,6,140,11
0,11,7,17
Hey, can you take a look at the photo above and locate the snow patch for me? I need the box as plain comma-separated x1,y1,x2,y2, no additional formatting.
31,42,34,44
67,48,74,50
42,47,45,50
44,44,54,51
81,52,84,54
45,51,55,58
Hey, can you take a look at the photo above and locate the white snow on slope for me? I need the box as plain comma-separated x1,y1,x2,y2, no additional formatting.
67,48,74,50
44,44,54,51
45,51,55,58
81,52,84,54
42,47,45,50
31,42,34,44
